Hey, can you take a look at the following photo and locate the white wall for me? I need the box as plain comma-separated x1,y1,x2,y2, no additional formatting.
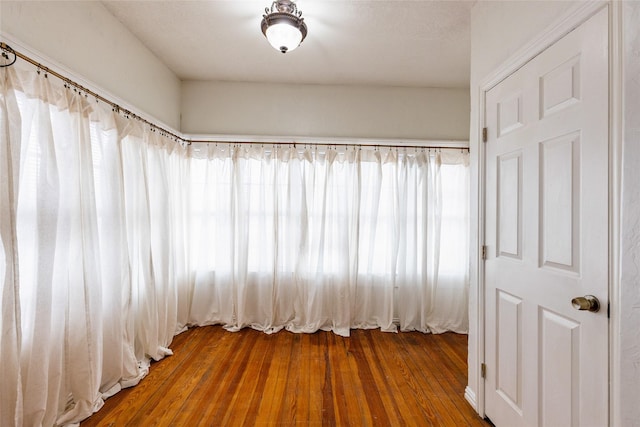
468,2,640,425
619,2,640,426
182,81,470,141
0,1,181,130
0,1,469,142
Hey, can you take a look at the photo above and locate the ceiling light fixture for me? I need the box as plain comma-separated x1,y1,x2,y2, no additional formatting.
261,0,308,54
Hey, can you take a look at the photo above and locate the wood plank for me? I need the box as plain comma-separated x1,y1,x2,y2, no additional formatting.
81,326,490,427
84,326,207,426
371,331,445,426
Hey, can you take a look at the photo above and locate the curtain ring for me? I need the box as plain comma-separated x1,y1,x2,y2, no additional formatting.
0,43,17,67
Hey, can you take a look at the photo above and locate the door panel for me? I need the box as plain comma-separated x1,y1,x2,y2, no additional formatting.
539,132,580,271
496,290,523,411
539,308,580,427
540,55,581,117
497,152,522,259
484,8,608,427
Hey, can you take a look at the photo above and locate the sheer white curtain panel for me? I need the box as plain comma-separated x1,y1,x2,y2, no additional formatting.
0,65,187,426
186,144,470,336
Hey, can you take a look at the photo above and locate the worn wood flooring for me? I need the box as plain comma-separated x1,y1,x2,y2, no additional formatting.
81,326,489,426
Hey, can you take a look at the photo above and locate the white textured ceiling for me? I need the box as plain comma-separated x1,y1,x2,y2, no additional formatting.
101,0,473,88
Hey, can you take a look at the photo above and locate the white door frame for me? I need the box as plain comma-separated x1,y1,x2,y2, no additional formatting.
473,1,624,425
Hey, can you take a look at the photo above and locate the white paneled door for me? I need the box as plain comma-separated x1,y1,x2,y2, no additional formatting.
484,8,608,427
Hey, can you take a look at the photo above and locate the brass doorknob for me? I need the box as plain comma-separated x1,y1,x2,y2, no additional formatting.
571,295,600,313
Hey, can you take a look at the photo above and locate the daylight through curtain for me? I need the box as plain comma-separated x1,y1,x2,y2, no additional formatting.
0,65,188,426
0,63,468,426
187,144,470,336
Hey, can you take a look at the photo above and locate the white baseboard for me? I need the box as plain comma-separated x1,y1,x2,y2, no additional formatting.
464,386,477,411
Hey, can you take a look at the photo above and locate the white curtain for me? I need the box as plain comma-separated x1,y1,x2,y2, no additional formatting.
1,62,468,426
0,65,188,426
187,144,469,336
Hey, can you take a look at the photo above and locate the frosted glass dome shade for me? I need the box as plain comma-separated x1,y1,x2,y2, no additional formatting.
266,22,303,53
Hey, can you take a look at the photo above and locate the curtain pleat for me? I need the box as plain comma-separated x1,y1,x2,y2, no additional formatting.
0,67,24,427
187,145,469,337
0,67,188,426
1,64,469,426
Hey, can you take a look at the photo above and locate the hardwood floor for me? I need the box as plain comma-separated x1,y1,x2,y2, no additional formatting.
81,326,489,426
